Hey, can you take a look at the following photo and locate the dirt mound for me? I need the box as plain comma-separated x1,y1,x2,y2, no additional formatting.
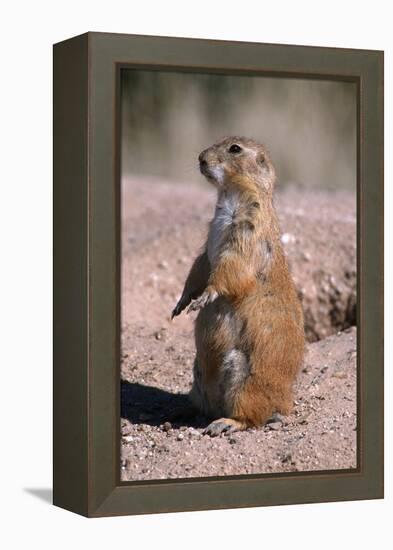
276,188,356,342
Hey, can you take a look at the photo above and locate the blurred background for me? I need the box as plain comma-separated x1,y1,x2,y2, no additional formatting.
121,70,357,190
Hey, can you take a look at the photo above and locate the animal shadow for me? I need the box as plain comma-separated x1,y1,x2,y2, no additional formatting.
120,379,208,429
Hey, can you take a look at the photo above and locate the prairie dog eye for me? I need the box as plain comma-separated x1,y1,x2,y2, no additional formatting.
228,144,242,154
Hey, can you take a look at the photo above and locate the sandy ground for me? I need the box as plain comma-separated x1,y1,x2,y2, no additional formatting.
120,176,357,481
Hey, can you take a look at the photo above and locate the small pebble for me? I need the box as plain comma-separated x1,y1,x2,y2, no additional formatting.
121,426,132,436
332,371,347,379
281,232,295,245
281,452,292,463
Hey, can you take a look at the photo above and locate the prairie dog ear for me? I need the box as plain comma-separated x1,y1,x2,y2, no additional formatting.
257,151,266,166
257,151,276,192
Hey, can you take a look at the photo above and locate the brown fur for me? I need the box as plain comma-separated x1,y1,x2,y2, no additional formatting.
172,137,305,435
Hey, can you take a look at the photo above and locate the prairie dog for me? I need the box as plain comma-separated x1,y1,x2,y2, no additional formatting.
172,137,305,436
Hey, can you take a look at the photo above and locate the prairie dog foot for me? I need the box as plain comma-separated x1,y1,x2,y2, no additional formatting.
266,412,284,424
187,287,218,313
203,417,247,437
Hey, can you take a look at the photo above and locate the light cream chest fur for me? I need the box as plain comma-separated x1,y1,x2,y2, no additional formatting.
207,191,239,266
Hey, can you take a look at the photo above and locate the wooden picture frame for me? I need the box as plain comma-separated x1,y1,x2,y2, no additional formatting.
53,32,384,517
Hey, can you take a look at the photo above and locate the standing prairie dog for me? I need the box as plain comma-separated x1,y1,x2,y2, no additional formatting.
172,136,305,436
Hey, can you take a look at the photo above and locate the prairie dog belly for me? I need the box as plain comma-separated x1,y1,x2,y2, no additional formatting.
207,191,239,266
193,298,249,417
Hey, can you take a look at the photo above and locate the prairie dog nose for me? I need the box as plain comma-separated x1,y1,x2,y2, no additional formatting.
198,150,208,165
199,151,210,176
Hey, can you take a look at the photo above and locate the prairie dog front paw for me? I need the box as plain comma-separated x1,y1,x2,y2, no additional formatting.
187,287,218,313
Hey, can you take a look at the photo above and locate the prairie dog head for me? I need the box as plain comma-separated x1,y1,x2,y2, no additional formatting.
198,136,276,194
